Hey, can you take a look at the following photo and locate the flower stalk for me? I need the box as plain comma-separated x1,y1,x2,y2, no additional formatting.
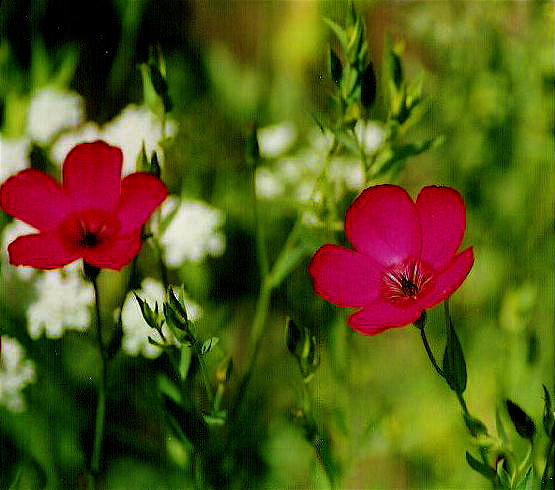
86,264,107,485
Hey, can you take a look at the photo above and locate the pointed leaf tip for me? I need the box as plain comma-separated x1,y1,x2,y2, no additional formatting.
506,399,536,440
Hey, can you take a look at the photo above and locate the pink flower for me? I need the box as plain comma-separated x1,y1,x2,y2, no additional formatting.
308,185,474,335
0,140,167,270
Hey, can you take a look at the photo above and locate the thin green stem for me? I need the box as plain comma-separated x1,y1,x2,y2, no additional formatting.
351,127,369,177
195,345,214,405
90,276,107,482
419,325,444,379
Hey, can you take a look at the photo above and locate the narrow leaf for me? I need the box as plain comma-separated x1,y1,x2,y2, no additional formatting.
360,62,377,110
542,384,554,437
463,412,488,438
329,47,342,86
167,286,188,326
134,293,159,330
465,451,496,480
323,18,349,52
442,303,467,394
506,399,536,440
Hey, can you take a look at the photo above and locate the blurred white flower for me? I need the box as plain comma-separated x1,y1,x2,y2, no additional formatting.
1,221,37,280
255,167,284,199
121,278,201,359
27,263,94,339
102,105,178,175
354,120,385,154
0,136,30,183
50,122,102,166
0,336,36,412
308,128,335,154
161,197,226,266
257,122,297,158
329,158,364,192
26,87,84,144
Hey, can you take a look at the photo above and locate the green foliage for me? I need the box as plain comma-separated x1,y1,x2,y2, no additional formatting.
0,1,553,489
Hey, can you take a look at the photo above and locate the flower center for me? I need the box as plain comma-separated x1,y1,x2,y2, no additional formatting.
60,210,121,253
381,258,434,305
80,230,100,248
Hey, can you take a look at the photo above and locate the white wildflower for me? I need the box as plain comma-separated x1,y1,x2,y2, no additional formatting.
0,136,30,183
354,120,385,155
329,158,364,192
102,105,178,175
160,197,225,267
257,122,297,158
255,167,284,199
0,336,36,412
120,278,201,359
26,87,84,144
26,263,94,339
1,221,37,280
50,122,102,166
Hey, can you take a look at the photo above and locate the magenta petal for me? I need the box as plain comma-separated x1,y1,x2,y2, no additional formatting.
345,185,420,266
116,173,167,234
7,233,79,269
82,230,142,270
348,300,423,335
419,247,474,309
0,169,71,231
63,141,123,212
308,244,383,307
416,186,467,270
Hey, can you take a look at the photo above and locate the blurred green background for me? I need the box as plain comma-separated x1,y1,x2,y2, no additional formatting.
1,1,553,489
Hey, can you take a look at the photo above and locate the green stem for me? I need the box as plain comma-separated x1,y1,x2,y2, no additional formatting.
90,276,107,482
195,345,214,405
419,324,444,379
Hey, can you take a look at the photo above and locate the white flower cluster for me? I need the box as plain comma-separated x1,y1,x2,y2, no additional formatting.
0,137,31,184
26,263,94,339
254,121,384,205
1,221,38,280
160,197,226,267
51,104,178,176
0,336,36,412
120,278,202,359
26,87,84,145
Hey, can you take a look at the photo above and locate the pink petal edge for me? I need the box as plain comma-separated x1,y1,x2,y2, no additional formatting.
345,185,421,266
416,186,467,270
308,244,383,308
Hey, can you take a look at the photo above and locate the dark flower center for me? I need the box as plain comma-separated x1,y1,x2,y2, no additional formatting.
382,258,434,305
80,230,100,248
60,210,121,253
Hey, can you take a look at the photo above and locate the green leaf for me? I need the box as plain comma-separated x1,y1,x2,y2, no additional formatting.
134,293,159,330
506,399,536,440
387,44,403,90
465,451,496,480
515,466,534,490
163,395,209,449
463,412,489,438
542,384,554,437
167,286,189,326
201,337,219,355
442,304,467,394
372,136,442,178
285,318,319,380
497,458,514,489
285,318,303,358
329,47,342,86
179,348,192,380
360,62,377,110
150,150,161,178
163,301,187,332
324,18,349,53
